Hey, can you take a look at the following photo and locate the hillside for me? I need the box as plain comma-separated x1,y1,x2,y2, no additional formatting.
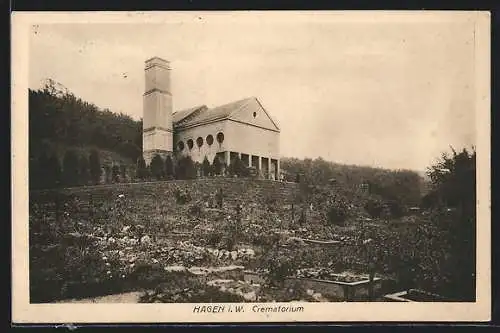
29,80,142,167
280,157,425,207
28,80,427,206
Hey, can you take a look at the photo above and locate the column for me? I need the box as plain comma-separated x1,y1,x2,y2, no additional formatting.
258,156,262,178
248,154,253,167
268,158,272,180
238,152,242,159
224,151,230,176
277,159,280,181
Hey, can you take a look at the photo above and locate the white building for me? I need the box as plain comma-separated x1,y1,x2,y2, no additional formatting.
142,57,281,180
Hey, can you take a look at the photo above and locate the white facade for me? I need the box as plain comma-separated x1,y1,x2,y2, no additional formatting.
224,121,280,161
174,121,227,164
142,57,173,164
142,56,281,179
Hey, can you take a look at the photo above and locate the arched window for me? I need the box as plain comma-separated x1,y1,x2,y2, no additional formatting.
177,141,185,151
187,139,194,150
196,137,203,148
216,132,224,144
206,134,214,146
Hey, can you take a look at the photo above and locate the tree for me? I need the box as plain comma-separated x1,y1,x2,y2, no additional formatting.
212,156,223,176
112,165,120,183
136,157,147,181
165,155,174,179
364,198,384,218
47,154,62,188
228,155,249,177
426,147,476,213
104,165,112,184
79,155,90,186
202,156,212,177
33,152,50,189
62,150,79,187
326,196,349,226
29,157,40,190
120,164,127,183
89,150,101,185
424,146,476,301
195,162,202,178
28,86,143,166
176,156,197,180
150,154,165,180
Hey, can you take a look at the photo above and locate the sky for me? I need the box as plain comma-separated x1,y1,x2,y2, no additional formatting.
28,12,478,171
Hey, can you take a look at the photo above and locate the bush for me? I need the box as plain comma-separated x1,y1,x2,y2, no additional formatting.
212,156,224,176
228,155,250,177
188,203,203,217
265,196,278,213
206,231,223,247
176,156,197,180
150,154,165,180
202,157,212,177
136,157,147,181
261,250,297,287
365,198,384,218
175,189,192,205
165,156,174,179
62,149,80,186
326,200,349,226
386,200,404,218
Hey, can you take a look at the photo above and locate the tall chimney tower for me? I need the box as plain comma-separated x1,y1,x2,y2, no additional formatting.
142,57,173,165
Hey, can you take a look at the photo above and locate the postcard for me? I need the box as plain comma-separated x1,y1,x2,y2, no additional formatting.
11,10,491,323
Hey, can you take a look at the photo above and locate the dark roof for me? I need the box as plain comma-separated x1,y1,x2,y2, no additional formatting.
173,97,279,131
172,105,207,124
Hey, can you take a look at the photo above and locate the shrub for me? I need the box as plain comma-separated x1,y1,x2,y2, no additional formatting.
202,156,212,177
112,165,120,183
206,231,223,247
79,155,90,186
150,154,165,180
228,155,250,177
136,157,147,181
62,149,79,187
364,198,384,218
386,200,404,218
176,156,197,180
175,189,192,205
212,156,224,176
164,156,174,179
326,199,349,226
265,196,278,213
261,250,297,287
188,203,203,217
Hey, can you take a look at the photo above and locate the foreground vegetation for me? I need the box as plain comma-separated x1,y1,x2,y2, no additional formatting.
29,146,476,303
28,81,476,302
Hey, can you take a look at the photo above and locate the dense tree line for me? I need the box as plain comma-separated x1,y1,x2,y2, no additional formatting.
30,150,260,190
136,154,253,182
29,80,142,164
281,156,424,209
421,147,476,300
30,148,104,189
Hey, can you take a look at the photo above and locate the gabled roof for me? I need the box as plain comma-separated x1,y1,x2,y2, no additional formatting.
172,105,207,124
173,97,280,132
